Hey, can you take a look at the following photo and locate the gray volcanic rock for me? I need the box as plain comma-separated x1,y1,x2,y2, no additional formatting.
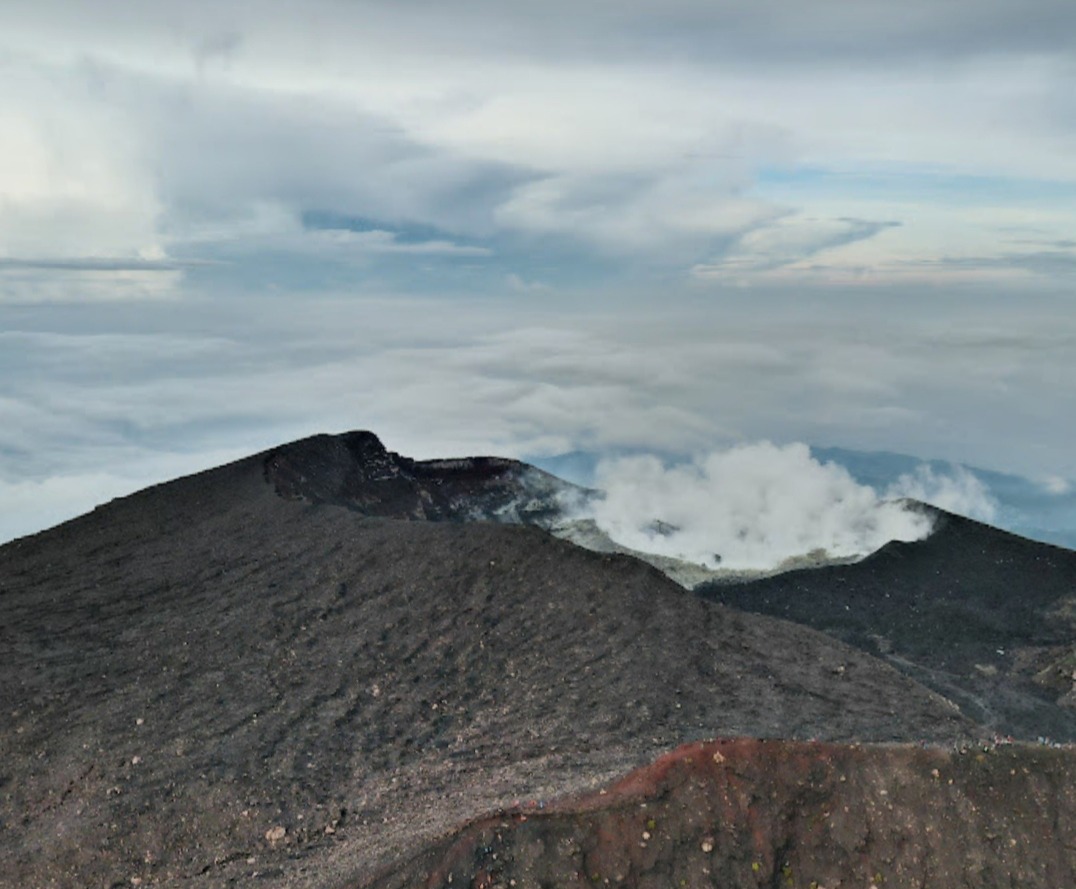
264,430,584,524
0,433,975,888
698,504,1076,742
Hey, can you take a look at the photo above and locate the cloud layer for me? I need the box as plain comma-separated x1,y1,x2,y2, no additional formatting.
1,1,1074,551
2,290,1069,547
3,0,1076,301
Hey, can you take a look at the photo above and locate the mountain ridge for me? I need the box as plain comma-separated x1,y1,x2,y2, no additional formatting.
698,505,1076,741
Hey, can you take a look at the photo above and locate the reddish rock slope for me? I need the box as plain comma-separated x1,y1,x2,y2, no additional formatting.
371,738,1076,889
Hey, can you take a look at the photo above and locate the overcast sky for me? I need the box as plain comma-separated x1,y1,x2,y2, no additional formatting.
2,0,1075,541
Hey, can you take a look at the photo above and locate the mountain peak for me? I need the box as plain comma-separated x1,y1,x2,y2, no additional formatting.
262,430,576,523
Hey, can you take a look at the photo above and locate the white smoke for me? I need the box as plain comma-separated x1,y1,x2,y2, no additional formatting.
885,464,998,522
584,442,937,571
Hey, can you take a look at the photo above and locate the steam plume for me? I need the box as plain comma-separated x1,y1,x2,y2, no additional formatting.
885,465,998,522
585,442,937,571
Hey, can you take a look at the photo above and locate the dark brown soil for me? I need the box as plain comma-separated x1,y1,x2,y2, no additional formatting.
0,436,976,888
698,507,1076,741
371,738,1076,889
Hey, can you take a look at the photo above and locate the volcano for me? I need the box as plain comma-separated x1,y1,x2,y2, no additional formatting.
2,432,1074,888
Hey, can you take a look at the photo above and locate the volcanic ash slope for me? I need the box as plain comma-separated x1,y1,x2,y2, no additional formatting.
0,433,975,887
699,506,1076,742
371,738,1076,889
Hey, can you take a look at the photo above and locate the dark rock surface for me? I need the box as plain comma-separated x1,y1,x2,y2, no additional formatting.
0,434,976,888
264,431,584,524
698,505,1076,741
371,738,1076,889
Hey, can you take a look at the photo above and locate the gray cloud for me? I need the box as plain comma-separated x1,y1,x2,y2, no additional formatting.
193,29,243,71
0,51,536,279
4,1,1073,293
3,285,1074,476
10,0,1076,68
905,247,1076,278
694,216,900,275
1009,239,1076,249
137,78,532,240
0,257,189,271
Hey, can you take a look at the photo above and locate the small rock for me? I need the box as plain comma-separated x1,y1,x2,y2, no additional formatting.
701,838,714,853
265,825,286,844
